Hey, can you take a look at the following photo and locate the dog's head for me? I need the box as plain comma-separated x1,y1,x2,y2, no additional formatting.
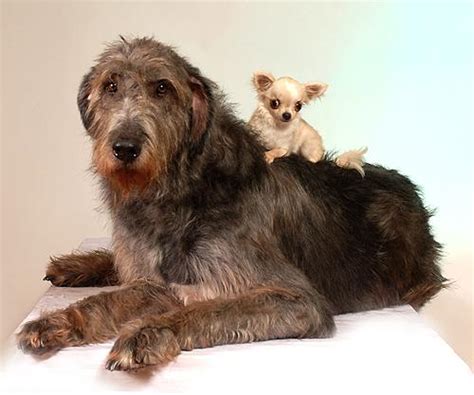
252,71,327,125
78,37,212,197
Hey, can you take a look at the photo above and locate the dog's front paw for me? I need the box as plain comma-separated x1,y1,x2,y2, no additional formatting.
43,250,116,287
17,317,68,356
105,327,180,371
43,268,82,288
264,151,275,164
43,253,87,286
265,148,287,164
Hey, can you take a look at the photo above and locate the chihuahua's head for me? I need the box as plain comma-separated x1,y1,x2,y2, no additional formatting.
252,71,327,124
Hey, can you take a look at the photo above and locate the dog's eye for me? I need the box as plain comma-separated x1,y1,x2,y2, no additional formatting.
156,80,169,96
104,81,117,94
270,99,280,109
295,101,302,112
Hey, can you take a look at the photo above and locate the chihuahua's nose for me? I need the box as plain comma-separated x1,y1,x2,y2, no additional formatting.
282,112,292,121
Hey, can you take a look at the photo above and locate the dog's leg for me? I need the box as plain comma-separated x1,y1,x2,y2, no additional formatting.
44,249,118,287
264,147,288,163
299,127,324,163
105,286,334,371
305,148,325,163
17,280,181,356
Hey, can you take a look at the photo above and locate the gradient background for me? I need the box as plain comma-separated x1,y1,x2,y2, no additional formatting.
1,1,473,369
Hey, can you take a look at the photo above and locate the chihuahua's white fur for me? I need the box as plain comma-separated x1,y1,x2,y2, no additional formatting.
249,71,367,176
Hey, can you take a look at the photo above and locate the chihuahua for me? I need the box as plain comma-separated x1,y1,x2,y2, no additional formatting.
249,71,367,176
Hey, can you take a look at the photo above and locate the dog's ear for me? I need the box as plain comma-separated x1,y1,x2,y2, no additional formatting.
253,71,275,92
77,70,94,130
304,82,328,102
189,75,212,141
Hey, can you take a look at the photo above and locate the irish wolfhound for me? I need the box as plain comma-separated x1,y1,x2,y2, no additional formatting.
17,37,446,371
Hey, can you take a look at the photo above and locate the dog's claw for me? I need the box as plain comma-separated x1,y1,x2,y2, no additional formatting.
105,360,120,371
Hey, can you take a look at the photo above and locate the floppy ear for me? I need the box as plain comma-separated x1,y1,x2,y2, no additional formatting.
304,82,328,102
77,70,94,130
189,75,211,141
252,71,275,92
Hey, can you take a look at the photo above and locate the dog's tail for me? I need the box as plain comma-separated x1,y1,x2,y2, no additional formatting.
335,147,368,177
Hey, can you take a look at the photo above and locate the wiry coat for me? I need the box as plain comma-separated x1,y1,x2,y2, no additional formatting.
17,38,447,372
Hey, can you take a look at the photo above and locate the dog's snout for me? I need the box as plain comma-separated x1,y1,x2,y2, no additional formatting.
112,140,141,164
282,112,291,121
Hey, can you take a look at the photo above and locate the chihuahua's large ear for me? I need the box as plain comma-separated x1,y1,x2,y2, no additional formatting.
189,75,212,142
77,70,94,130
253,71,275,92
304,82,328,102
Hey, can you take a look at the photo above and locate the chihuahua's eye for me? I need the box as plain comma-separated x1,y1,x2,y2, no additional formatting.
156,79,170,96
295,101,302,112
270,99,280,109
104,80,117,95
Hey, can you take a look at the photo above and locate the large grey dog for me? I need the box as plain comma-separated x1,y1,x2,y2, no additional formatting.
17,37,446,371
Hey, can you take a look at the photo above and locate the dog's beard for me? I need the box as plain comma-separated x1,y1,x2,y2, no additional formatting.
92,142,160,199
108,166,156,195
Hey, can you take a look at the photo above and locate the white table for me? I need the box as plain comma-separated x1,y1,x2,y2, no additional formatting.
1,239,472,394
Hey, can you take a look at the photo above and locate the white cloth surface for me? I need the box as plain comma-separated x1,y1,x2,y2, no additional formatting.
1,239,472,394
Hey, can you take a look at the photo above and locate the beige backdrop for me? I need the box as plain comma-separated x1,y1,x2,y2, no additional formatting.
1,1,472,369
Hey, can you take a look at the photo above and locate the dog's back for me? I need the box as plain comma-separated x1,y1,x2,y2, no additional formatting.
264,155,446,313
163,107,446,314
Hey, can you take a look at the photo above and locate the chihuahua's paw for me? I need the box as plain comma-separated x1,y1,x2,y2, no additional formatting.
265,148,287,164
306,151,324,163
264,151,276,163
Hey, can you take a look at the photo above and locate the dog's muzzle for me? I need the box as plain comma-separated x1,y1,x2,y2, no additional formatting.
112,139,142,164
111,122,146,164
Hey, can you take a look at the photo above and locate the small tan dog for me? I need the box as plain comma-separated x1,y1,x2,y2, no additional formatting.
249,71,367,176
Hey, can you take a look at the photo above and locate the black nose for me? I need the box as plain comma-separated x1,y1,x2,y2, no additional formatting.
282,112,291,121
112,140,141,163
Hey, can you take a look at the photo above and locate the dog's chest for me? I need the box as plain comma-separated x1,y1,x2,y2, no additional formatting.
111,202,205,286
110,202,175,282
113,225,221,305
262,125,297,150
110,196,255,305
249,108,300,151
112,220,165,284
